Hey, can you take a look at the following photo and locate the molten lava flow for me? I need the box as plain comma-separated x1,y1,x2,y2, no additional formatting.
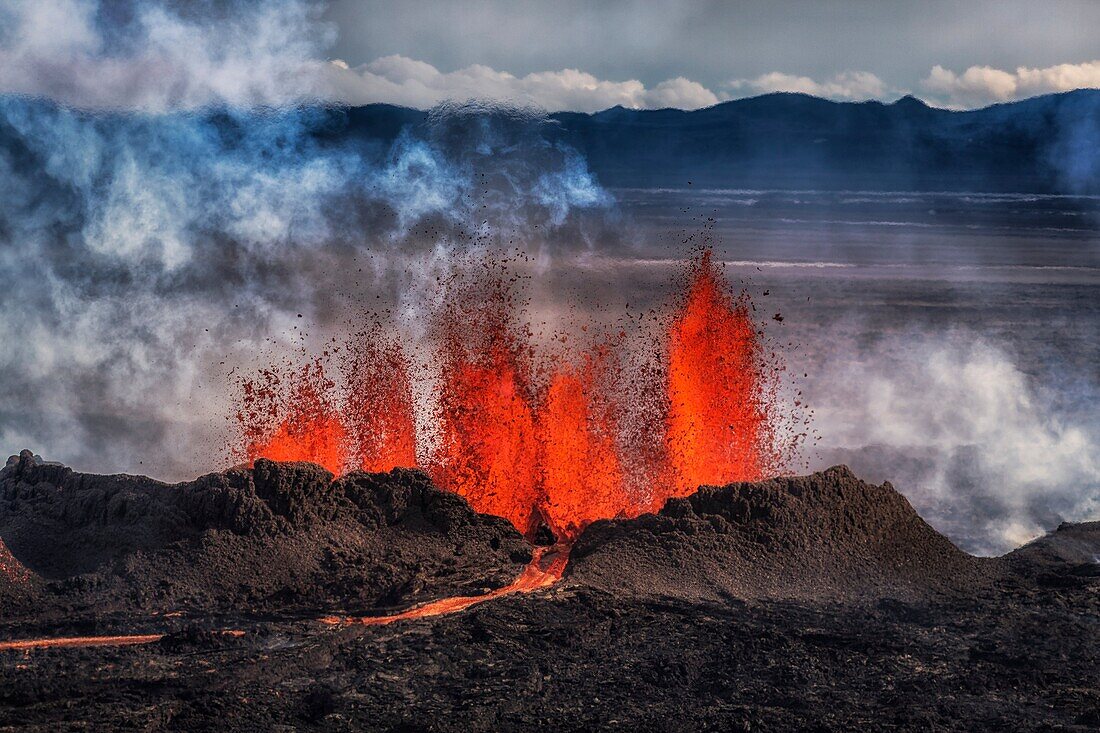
537,357,626,541
0,630,246,652
666,250,770,494
321,545,568,626
343,330,418,473
0,635,164,651
240,361,347,475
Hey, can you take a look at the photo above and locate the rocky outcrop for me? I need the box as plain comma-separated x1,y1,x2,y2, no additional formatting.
567,465,996,602
0,451,530,621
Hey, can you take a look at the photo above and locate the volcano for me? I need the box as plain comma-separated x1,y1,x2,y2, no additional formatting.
1,450,1098,730
0,254,1096,731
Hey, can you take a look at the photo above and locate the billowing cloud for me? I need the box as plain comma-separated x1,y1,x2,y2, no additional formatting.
728,70,889,101
0,1,724,113
810,332,1099,555
0,94,618,477
643,77,721,110
0,0,335,111
921,61,1100,108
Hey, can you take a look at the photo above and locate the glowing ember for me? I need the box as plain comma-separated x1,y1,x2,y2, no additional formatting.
0,539,30,584
235,249,793,541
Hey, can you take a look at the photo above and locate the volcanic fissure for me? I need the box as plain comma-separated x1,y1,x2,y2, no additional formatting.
226,249,799,624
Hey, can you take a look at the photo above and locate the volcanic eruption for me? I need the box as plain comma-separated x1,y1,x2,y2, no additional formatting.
236,249,792,546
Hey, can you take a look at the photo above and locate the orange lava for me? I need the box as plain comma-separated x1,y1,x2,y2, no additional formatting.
666,250,772,494
0,630,246,652
240,361,347,474
0,634,163,651
422,270,543,536
344,329,418,473
538,357,626,540
431,341,541,536
237,248,792,541
320,545,568,626
426,274,543,535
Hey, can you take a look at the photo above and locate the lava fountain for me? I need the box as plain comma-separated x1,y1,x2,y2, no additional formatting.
236,249,792,546
666,250,768,495
429,273,543,537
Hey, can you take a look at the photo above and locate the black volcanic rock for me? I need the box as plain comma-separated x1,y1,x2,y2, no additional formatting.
1003,520,1100,591
0,458,1097,730
567,465,995,602
1008,520,1100,566
0,451,530,623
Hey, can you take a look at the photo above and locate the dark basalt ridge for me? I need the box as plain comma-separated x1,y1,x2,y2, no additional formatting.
0,450,530,627
568,465,997,601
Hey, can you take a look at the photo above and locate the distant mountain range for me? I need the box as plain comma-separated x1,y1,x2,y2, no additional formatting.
340,90,1100,194
3,90,1099,196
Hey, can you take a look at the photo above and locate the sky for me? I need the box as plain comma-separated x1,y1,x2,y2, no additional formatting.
324,0,1100,108
2,0,1100,111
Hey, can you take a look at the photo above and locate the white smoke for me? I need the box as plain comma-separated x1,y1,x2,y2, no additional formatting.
0,94,615,478
807,331,1099,555
0,0,335,111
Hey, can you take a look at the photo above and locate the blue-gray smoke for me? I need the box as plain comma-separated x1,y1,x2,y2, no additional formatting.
0,96,613,478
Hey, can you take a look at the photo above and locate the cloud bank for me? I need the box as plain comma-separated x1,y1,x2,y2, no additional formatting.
325,56,722,112
728,71,890,101
921,61,1100,108
10,0,1099,113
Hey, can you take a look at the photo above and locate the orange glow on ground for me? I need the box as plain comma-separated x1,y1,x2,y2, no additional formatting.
320,545,568,626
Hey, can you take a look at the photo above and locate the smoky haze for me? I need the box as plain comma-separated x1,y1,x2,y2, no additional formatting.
0,97,618,477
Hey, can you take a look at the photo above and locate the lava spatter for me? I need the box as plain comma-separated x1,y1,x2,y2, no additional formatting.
239,360,347,475
427,269,543,538
236,248,796,541
537,351,627,541
343,328,418,474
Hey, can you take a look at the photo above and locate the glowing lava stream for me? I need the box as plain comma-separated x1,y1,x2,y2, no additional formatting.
0,634,164,651
320,544,570,626
0,630,247,652
0,549,567,650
